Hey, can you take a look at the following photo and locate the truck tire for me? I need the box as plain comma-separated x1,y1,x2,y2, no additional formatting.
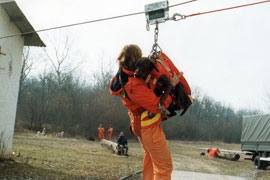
254,156,267,170
252,153,258,161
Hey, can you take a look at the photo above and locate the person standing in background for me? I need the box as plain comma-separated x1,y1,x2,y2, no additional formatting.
98,124,104,140
107,125,113,140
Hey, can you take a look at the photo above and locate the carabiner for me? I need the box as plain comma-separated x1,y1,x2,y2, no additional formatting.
171,13,186,21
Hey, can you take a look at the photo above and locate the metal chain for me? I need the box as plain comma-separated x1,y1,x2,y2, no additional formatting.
154,23,159,46
149,23,162,58
148,12,186,57
153,23,159,56
148,11,188,57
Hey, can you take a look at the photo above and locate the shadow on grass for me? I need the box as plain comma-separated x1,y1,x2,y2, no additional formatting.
0,160,90,180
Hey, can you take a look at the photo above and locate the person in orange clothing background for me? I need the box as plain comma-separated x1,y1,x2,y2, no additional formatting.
98,124,104,141
110,44,180,180
207,148,221,157
107,125,113,140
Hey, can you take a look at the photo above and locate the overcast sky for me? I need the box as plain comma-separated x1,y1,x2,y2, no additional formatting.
14,0,270,113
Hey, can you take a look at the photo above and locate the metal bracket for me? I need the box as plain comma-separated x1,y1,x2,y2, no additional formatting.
145,1,169,26
0,46,6,56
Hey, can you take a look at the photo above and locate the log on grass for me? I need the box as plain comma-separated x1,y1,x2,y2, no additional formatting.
218,152,240,161
100,139,118,153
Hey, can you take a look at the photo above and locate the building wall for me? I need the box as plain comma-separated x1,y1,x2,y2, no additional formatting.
0,6,24,158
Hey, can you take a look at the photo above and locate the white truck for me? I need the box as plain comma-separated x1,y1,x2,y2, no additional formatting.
241,114,270,169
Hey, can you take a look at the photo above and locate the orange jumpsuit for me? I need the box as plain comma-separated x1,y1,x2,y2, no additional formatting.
107,127,113,140
208,148,220,157
98,127,104,140
110,68,173,180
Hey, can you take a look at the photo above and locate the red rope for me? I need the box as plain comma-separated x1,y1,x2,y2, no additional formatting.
185,0,270,18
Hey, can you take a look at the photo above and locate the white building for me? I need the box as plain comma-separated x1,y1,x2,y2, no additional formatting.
0,0,45,158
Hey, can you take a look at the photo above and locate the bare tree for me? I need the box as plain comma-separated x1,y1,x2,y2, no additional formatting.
20,47,34,85
18,47,35,102
42,31,81,85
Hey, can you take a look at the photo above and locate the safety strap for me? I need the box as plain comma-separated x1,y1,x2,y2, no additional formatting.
151,57,184,85
144,74,152,84
119,68,131,101
141,110,161,127
156,59,170,72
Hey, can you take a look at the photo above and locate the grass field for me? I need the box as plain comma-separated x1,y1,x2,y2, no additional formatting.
0,131,269,180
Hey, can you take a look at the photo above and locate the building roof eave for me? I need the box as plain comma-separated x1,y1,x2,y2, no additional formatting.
0,1,46,47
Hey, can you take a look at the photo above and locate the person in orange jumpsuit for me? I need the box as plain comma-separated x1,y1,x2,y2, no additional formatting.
107,125,113,140
110,44,179,180
98,124,104,140
207,148,221,157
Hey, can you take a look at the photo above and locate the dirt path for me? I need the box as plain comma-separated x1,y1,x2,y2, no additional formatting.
172,170,249,180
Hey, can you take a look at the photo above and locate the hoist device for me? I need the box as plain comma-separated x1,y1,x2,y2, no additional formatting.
144,1,186,57
144,1,169,25
145,1,170,57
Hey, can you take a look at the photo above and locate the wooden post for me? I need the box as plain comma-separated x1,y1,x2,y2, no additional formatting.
218,152,240,161
100,139,118,154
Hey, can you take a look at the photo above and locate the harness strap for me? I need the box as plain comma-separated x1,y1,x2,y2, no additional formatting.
153,78,157,85
144,74,152,84
188,95,194,104
156,59,170,72
178,71,184,79
141,110,161,127
119,68,131,101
